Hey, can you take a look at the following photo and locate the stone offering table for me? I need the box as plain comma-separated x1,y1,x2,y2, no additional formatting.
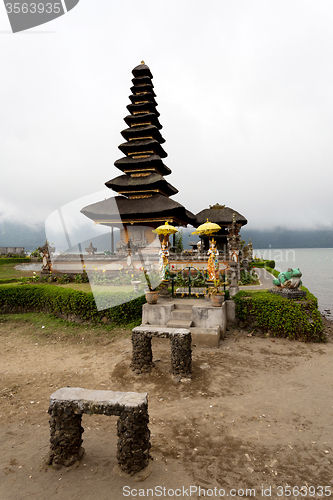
47,387,150,474
131,326,192,378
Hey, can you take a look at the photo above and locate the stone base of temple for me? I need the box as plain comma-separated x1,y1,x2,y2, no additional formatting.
141,298,231,348
269,288,307,299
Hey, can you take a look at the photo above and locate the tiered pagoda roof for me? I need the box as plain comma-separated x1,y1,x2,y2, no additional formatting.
81,62,195,228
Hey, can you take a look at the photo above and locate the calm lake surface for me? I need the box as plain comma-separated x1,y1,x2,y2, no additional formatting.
255,248,333,313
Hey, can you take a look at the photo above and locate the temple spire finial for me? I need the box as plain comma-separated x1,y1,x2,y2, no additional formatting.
141,60,145,65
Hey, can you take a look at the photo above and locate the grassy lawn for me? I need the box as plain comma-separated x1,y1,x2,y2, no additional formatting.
0,312,134,339
57,283,141,293
0,261,38,280
0,262,142,294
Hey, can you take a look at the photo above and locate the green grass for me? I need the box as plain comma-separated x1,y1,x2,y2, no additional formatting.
56,283,138,293
0,312,135,341
0,262,38,280
0,281,141,294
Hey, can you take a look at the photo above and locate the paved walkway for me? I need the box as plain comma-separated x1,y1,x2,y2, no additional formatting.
239,267,275,291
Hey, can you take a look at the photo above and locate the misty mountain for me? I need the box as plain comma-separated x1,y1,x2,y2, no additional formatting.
240,227,333,249
0,220,46,251
0,220,333,251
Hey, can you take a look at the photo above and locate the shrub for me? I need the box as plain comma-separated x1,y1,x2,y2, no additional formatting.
253,259,275,269
233,289,324,342
74,272,89,283
239,269,259,285
55,274,70,284
0,257,31,265
0,284,145,325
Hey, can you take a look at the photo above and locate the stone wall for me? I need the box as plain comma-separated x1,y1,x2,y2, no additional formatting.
0,247,25,255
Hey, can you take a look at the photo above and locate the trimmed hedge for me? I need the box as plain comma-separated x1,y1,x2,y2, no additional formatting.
0,284,146,324
0,257,31,265
253,260,275,269
0,278,21,284
233,288,324,342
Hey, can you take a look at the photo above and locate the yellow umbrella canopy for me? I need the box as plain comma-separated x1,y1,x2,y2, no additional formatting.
192,219,221,236
152,221,178,236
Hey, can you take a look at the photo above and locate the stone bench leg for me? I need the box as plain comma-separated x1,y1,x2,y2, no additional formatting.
131,331,154,373
170,333,192,378
47,403,84,468
117,403,150,474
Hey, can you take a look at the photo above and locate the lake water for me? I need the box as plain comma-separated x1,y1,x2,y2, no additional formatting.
255,248,333,314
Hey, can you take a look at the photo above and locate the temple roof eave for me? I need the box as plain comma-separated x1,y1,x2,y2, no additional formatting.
114,155,172,176
118,139,168,159
120,125,165,143
81,195,196,227
123,113,162,130
126,102,160,116
105,173,178,197
195,207,248,227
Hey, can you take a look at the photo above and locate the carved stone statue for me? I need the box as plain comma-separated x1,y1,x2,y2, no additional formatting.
247,238,253,261
207,238,219,280
228,261,239,298
38,241,55,272
273,268,303,289
85,242,97,255
159,241,170,280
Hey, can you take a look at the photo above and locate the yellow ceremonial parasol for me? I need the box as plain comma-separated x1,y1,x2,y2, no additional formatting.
191,219,221,236
152,221,178,236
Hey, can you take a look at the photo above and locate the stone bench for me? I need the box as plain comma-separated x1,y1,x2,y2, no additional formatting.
47,387,150,475
131,326,192,378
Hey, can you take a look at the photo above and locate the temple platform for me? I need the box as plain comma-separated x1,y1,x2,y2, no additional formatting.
141,298,237,348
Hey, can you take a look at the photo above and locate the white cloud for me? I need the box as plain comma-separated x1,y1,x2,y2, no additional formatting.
1,0,333,230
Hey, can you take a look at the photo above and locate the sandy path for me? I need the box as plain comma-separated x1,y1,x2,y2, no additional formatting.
0,317,333,499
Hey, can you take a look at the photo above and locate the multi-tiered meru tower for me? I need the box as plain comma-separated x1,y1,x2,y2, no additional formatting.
81,62,195,251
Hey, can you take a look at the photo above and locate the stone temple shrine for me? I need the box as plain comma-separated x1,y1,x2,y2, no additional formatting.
196,203,247,254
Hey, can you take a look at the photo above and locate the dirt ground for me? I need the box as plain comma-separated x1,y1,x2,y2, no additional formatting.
1,314,333,500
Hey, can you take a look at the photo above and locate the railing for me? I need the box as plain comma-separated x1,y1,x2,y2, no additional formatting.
168,265,207,298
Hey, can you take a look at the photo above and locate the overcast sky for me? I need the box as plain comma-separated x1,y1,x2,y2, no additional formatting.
1,0,333,233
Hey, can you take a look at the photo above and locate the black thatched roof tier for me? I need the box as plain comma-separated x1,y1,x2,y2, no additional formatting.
118,139,167,158
81,195,196,227
105,173,178,197
129,93,157,106
121,125,165,143
126,102,160,116
124,113,162,129
132,63,153,79
130,84,156,96
114,155,171,176
195,206,247,227
131,76,154,87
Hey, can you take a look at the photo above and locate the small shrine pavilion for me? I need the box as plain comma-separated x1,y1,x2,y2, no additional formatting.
81,62,195,251
195,203,247,254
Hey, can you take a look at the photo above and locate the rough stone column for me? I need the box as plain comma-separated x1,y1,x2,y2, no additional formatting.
170,332,192,378
229,261,239,298
117,403,151,474
47,403,84,468
131,331,154,373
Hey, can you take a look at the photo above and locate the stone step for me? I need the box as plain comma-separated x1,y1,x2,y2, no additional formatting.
170,309,192,321
173,303,193,311
167,319,193,329
190,327,222,348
